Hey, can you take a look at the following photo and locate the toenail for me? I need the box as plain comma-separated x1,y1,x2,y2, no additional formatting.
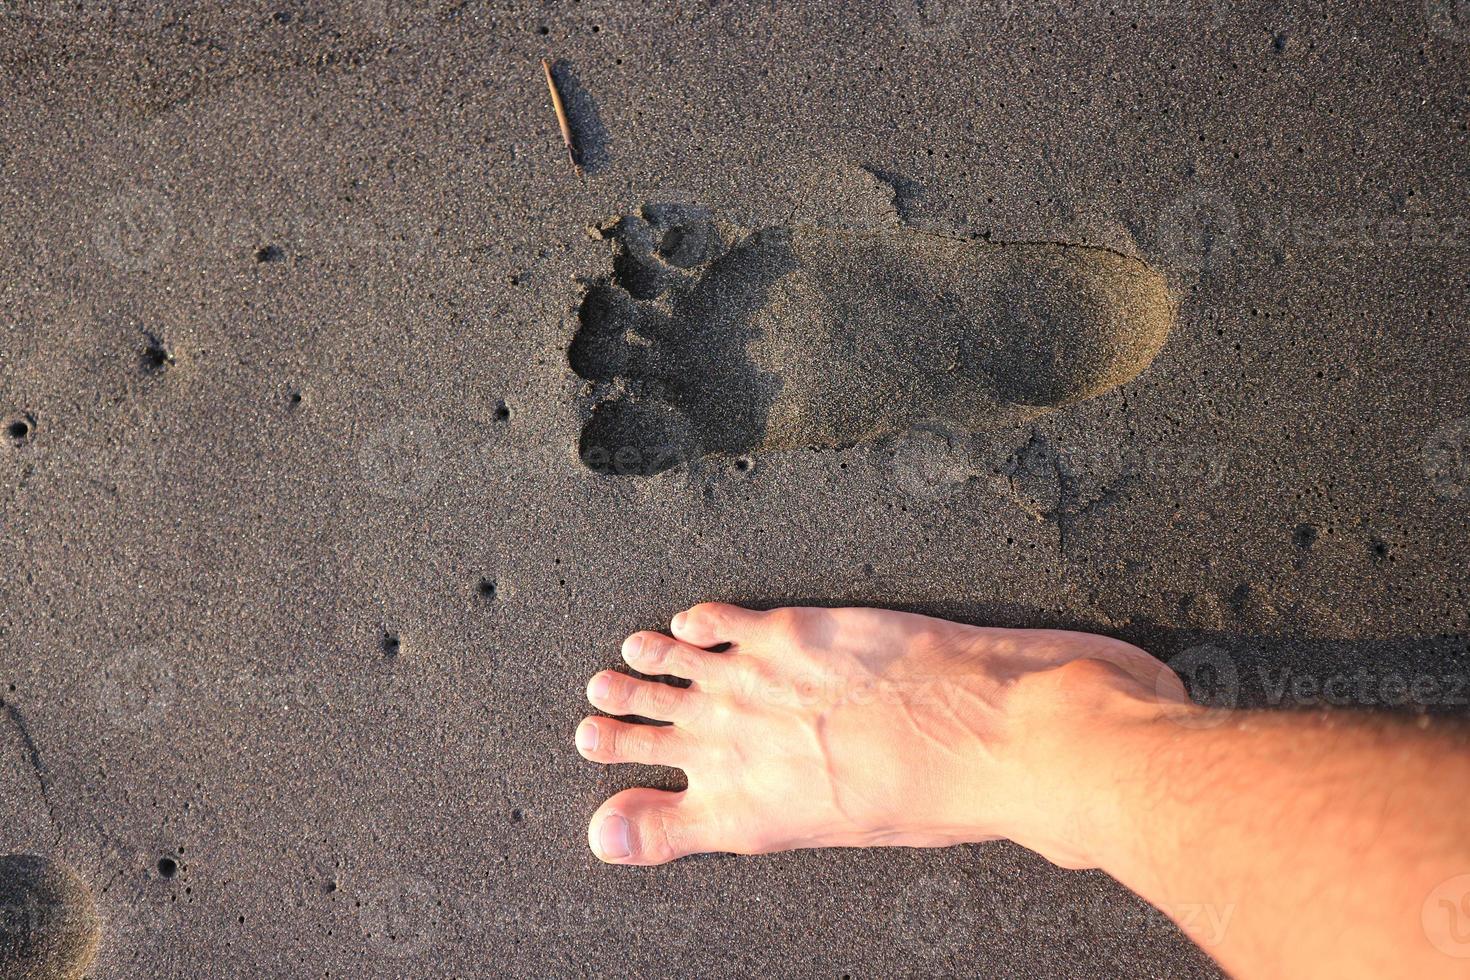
576,720,599,753
672,612,686,631
623,634,643,659
588,673,612,700
599,815,632,859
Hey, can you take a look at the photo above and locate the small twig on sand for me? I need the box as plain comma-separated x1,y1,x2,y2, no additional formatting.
541,58,581,174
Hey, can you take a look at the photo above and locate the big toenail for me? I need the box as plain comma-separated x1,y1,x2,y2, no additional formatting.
576,721,599,753
599,815,632,859
672,612,687,631
589,674,612,700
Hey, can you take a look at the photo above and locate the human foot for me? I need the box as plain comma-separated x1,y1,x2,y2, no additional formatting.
576,603,1191,866
570,206,1175,476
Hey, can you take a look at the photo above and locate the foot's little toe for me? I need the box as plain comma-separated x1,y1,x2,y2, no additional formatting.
586,670,697,723
575,716,687,767
587,788,715,865
670,601,762,648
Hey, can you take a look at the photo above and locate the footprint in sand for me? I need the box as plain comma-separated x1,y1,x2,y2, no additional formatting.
570,204,1175,477
0,855,101,980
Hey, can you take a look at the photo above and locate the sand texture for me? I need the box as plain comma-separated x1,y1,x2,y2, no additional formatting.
2,1,1469,976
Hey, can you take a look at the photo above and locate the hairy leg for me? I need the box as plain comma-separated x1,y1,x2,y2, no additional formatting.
577,603,1470,980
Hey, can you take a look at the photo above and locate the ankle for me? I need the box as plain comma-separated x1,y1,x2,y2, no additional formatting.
999,658,1199,869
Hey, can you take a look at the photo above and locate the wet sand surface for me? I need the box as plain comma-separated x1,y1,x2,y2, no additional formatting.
3,1,1469,976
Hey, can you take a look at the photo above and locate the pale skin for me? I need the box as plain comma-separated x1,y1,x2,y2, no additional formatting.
576,603,1470,980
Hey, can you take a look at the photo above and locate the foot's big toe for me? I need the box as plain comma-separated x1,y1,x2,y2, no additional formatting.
587,789,716,866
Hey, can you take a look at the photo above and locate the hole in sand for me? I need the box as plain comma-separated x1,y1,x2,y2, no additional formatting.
254,244,285,263
7,419,31,442
157,857,178,879
494,401,511,422
1293,524,1319,550
141,333,175,374
381,631,401,657
477,578,498,601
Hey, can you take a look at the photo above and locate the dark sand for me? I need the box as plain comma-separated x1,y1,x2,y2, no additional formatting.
0,855,100,979
3,1,1469,976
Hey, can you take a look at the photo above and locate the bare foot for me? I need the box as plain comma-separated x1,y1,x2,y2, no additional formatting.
576,603,1190,867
